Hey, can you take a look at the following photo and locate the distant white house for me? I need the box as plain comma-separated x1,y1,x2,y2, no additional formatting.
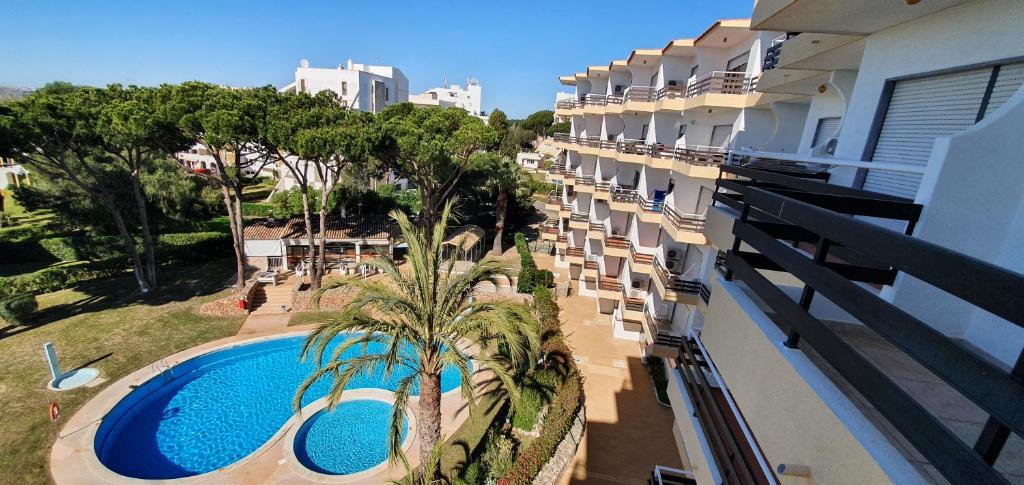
280,58,409,114
0,157,29,189
515,152,542,171
409,78,483,116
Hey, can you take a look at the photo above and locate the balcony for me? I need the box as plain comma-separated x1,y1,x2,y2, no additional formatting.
540,220,559,241
609,185,638,212
621,285,646,321
643,306,684,359
604,233,630,258
587,221,605,239
629,242,655,274
652,259,702,305
582,258,599,278
597,276,623,300
637,194,666,223
555,234,568,249
709,164,1024,483
546,164,565,181
568,211,590,229
593,179,611,200
544,191,561,211
662,204,707,245
655,84,690,112
685,71,759,98
564,246,585,264
622,86,658,111
615,139,648,164
574,174,595,193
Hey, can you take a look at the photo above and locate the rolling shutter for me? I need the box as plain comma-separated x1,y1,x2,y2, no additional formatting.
811,117,841,148
864,62,1024,199
710,124,733,148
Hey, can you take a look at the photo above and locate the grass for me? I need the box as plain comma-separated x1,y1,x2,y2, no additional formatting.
440,393,507,481
0,261,78,277
0,259,246,484
287,309,343,327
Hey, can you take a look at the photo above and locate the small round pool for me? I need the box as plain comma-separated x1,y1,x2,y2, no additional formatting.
94,334,462,479
295,400,407,475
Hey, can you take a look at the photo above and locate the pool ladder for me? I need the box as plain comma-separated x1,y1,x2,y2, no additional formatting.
151,359,178,380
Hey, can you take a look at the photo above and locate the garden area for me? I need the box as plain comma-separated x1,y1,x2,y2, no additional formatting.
0,259,246,484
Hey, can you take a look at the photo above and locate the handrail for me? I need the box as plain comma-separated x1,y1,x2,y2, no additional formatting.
605,234,629,249
623,85,658,102
686,71,758,98
729,150,928,175
663,204,707,232
569,212,590,222
656,84,688,100
638,195,665,213
629,242,655,265
653,259,702,294
575,175,595,186
616,139,648,155
565,247,585,257
611,185,639,204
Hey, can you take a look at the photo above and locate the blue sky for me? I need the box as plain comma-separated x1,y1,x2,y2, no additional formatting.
0,0,755,118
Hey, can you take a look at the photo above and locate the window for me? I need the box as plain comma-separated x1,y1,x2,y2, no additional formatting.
640,124,649,140
299,79,306,93
650,72,659,87
385,87,390,101
341,82,347,96
727,51,750,73
689,65,699,78
677,124,687,140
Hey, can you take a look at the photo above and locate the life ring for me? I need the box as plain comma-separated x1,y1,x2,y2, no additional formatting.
49,401,60,422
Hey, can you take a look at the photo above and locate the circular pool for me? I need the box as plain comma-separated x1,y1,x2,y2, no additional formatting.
294,400,407,475
94,334,461,479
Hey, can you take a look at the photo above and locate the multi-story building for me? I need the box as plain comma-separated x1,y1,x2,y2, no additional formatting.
0,157,29,189
409,78,483,116
544,1,1024,484
280,58,409,113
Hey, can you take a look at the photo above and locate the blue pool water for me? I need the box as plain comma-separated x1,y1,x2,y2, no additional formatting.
295,400,406,475
95,334,462,479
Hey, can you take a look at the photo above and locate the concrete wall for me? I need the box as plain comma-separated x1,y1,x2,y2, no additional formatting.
702,277,927,485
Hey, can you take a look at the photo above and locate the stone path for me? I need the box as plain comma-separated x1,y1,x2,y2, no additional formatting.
530,254,684,485
236,312,292,335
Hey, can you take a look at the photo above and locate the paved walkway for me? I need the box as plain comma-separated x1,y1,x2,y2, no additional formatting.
237,312,292,335
533,255,684,484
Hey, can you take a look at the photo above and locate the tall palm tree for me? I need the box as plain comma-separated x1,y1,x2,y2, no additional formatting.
475,154,529,255
293,199,539,478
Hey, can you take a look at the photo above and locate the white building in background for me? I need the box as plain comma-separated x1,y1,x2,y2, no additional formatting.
0,157,29,190
515,152,542,171
280,59,409,113
409,78,483,115
545,1,1024,484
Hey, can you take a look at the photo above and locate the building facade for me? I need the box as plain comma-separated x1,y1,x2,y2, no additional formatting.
280,58,409,113
543,1,1024,483
409,78,483,116
0,157,29,190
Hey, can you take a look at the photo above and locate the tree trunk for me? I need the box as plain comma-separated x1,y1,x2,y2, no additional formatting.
220,186,246,288
104,199,151,294
418,371,442,480
420,191,438,248
492,190,507,255
300,190,319,289
129,172,158,289
314,189,329,288
232,185,248,286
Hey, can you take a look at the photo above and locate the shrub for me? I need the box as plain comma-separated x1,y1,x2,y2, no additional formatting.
38,237,80,261
646,356,670,405
0,257,125,299
534,269,554,289
0,224,47,242
482,431,518,482
155,232,233,266
514,233,537,293
0,294,38,325
458,462,483,485
241,202,272,217
511,385,544,431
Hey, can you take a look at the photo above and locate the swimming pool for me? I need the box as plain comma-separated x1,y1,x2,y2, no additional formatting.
294,400,407,475
94,334,462,479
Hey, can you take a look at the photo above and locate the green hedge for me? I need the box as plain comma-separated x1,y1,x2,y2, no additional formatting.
497,286,584,484
241,202,272,217
155,232,233,266
515,233,536,293
38,237,80,262
0,224,47,242
0,258,125,299
0,294,38,325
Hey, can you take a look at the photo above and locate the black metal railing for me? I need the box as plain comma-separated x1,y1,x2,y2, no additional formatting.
555,100,578,110
653,259,702,295
762,33,799,72
663,204,707,233
718,166,1024,484
643,306,684,348
623,85,658,103
569,212,590,223
575,175,595,186
611,186,639,204
638,195,666,214
699,283,711,305
629,242,655,265
616,139,648,156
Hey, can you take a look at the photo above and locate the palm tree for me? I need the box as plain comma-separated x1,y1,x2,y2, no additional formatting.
293,199,539,479
475,154,529,255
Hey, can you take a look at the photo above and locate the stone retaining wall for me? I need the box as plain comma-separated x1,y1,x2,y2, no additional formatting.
532,405,586,485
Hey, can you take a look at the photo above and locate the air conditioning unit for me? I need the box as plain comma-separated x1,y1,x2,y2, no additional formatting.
810,137,838,158
631,279,643,289
665,259,681,272
667,80,678,87
612,227,624,236
613,85,624,94
630,289,645,299
666,249,680,260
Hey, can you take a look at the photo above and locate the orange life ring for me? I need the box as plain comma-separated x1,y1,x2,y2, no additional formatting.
49,401,60,422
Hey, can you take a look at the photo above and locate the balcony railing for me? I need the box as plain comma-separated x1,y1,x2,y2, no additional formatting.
598,277,623,292
594,180,611,193
579,137,603,148
583,259,598,271
717,165,1024,483
575,175,595,186
629,242,655,265
656,84,688,100
565,247,585,258
638,195,665,214
588,222,605,232
556,235,567,244
685,71,758,98
621,286,645,312
653,259,702,295
616,139,648,156
600,140,617,150
611,185,639,204
552,133,573,143
650,144,728,167
605,235,629,250
643,305,684,347
547,164,566,175
623,85,658,103
663,204,707,232
762,33,798,72
569,212,590,223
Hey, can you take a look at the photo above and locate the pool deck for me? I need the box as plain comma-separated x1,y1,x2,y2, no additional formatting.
49,326,477,485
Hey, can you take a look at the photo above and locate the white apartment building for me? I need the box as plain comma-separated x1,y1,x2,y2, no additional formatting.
409,78,483,116
280,58,409,113
0,157,29,189
544,1,1024,484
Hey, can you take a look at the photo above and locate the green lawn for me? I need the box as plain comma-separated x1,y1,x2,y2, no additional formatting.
287,309,343,327
0,260,246,484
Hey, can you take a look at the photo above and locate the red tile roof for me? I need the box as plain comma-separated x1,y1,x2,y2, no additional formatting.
243,214,394,241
